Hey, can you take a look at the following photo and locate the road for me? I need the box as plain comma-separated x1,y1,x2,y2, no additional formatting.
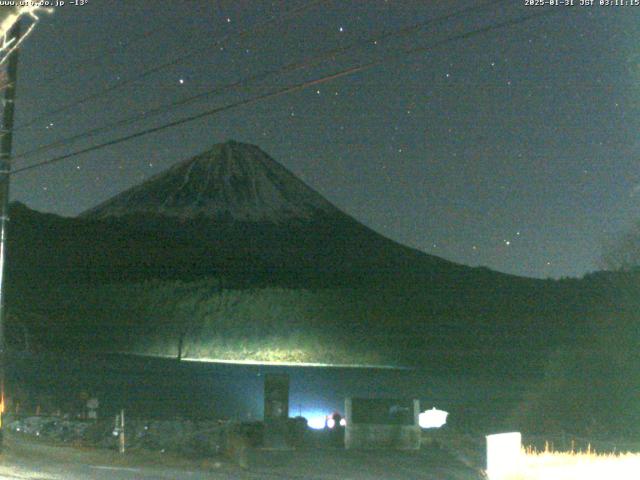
0,434,241,480
0,434,483,479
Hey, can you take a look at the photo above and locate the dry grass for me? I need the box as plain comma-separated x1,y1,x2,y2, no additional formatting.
490,446,640,480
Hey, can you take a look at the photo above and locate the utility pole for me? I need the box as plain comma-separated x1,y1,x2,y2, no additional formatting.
0,19,21,447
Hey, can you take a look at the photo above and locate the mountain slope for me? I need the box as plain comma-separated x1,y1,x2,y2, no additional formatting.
70,140,461,284
4,140,594,369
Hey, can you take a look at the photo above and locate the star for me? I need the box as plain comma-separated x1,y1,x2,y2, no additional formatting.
178,79,185,85
338,26,344,32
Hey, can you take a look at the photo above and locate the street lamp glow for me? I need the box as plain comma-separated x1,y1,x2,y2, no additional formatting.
307,416,325,430
0,6,51,64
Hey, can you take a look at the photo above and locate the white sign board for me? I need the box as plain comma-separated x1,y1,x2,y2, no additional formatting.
419,407,448,429
486,432,522,480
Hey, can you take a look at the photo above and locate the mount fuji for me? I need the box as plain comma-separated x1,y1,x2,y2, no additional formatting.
5,139,581,367
82,141,341,223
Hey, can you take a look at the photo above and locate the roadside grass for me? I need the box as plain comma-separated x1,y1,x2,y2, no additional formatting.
422,431,640,480
505,447,640,480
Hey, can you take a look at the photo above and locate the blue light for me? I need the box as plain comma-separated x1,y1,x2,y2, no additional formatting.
307,416,326,430
299,408,330,430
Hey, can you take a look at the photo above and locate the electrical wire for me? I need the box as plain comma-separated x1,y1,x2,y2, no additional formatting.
13,0,504,161
13,0,329,132
12,7,563,176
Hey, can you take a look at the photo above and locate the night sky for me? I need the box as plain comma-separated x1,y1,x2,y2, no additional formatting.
8,0,640,279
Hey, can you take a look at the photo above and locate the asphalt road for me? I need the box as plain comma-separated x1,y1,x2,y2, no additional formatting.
0,435,241,480
0,434,483,479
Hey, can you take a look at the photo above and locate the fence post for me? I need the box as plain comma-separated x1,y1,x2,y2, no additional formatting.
119,409,125,454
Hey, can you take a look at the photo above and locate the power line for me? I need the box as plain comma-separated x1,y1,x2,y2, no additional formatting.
13,0,328,132
14,0,504,161
12,7,563,176
13,7,560,175
0,23,172,122
13,67,367,175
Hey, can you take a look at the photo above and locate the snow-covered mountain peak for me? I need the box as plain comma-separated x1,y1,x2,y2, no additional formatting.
82,141,341,222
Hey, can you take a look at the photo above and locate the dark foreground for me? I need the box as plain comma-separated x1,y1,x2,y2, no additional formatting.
0,433,483,480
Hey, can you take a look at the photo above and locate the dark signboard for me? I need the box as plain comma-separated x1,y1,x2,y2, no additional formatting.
350,398,414,425
264,374,289,420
